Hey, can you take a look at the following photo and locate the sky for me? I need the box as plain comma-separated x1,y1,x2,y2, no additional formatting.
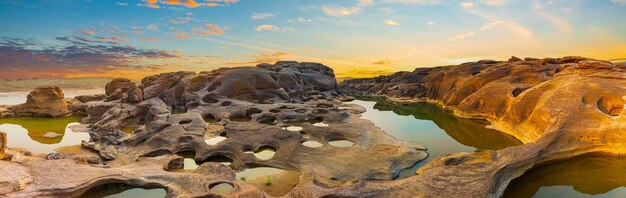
0,0,625,80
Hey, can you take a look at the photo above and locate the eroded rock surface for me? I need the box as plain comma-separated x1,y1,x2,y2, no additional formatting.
9,86,70,117
339,56,626,197
0,61,427,197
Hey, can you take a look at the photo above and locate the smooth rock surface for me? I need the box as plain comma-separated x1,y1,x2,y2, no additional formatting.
339,56,626,197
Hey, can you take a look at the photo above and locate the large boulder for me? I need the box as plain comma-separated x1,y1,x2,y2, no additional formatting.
10,86,70,117
104,78,143,103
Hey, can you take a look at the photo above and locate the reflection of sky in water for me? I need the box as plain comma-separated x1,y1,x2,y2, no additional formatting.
347,100,474,158
0,89,104,105
0,122,90,154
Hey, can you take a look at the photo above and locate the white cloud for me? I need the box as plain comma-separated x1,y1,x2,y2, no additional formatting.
427,21,436,26
322,6,362,17
289,17,312,23
255,24,295,32
251,12,276,20
116,2,128,6
447,31,476,42
479,20,502,30
460,2,475,8
481,0,506,6
384,20,400,26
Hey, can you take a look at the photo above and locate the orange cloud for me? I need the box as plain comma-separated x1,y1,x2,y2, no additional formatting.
142,0,237,8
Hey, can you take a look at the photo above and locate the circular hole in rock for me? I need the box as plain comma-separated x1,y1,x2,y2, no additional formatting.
229,114,251,122
120,126,135,134
269,109,280,113
177,152,198,170
597,96,624,116
205,154,233,166
302,140,323,148
257,115,277,125
245,108,263,117
205,136,227,146
313,109,328,114
204,113,219,123
328,140,355,147
221,101,232,106
202,95,219,104
208,183,234,195
294,109,307,113
512,87,527,97
179,119,192,125
253,146,276,160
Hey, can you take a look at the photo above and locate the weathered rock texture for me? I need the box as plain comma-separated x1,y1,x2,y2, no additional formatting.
9,86,70,117
339,56,626,197
1,61,427,197
0,132,5,160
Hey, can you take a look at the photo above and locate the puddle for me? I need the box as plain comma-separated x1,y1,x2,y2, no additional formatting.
283,126,303,132
120,127,135,134
503,153,626,198
312,122,329,127
328,140,355,147
0,115,89,153
302,140,324,148
249,147,276,160
236,167,300,197
208,183,234,195
205,136,227,146
80,183,166,198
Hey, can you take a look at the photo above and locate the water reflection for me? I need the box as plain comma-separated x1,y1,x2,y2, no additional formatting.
504,153,626,198
0,115,89,153
347,99,522,178
80,183,166,198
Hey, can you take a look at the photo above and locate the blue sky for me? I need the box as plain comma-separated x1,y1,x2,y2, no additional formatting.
0,0,625,79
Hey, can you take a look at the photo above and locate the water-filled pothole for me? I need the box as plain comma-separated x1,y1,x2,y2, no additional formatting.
245,146,276,160
80,183,166,198
205,136,227,146
302,140,323,148
236,167,300,197
204,154,233,166
312,122,329,127
208,182,234,195
283,126,303,132
328,140,355,147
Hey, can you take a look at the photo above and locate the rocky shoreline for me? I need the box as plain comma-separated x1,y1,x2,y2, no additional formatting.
0,57,624,197
0,61,427,197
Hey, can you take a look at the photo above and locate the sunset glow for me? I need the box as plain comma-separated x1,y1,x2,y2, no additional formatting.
1,0,625,79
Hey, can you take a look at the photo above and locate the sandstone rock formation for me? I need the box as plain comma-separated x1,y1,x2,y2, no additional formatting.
0,105,14,118
339,56,626,197
9,86,70,117
0,61,427,197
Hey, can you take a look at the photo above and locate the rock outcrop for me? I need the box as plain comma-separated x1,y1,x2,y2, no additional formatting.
339,56,626,197
0,61,426,197
9,86,70,117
